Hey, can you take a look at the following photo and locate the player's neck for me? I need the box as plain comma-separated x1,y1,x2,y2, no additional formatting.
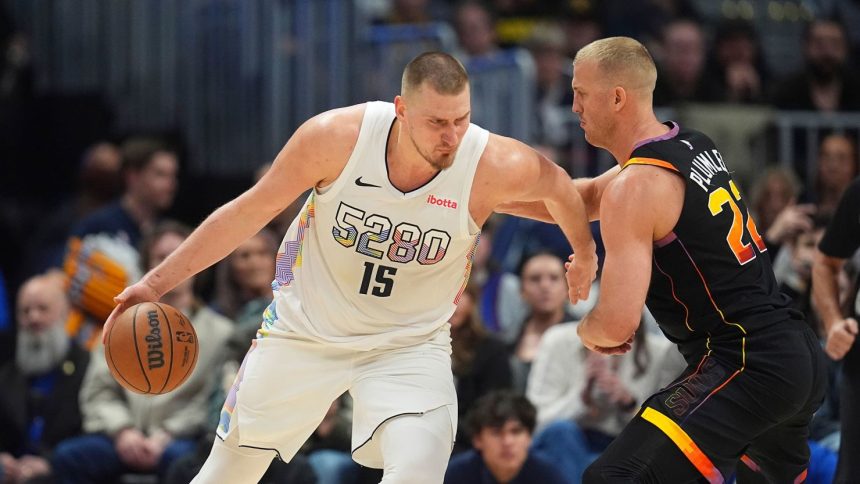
387,119,441,191
610,112,668,165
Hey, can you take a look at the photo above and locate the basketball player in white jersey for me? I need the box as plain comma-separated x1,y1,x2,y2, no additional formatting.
103,52,598,483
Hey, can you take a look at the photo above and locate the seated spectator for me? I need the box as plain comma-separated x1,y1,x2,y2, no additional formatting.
0,274,89,484
524,24,574,147
776,215,830,332
211,228,278,362
468,219,531,337
705,19,769,104
561,10,602,59
453,1,500,61
750,167,813,259
509,252,574,393
526,322,685,482
52,221,233,483
374,0,433,25
450,282,512,453
22,141,122,275
772,18,860,112
444,391,567,484
809,133,858,217
63,137,179,350
653,18,719,106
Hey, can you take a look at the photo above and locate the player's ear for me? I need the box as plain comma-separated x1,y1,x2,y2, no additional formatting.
394,95,407,121
613,86,626,112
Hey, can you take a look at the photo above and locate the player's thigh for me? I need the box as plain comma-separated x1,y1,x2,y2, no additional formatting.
350,330,457,468
583,414,710,484
220,336,352,458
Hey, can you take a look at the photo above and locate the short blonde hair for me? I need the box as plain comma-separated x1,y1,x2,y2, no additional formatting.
574,37,657,92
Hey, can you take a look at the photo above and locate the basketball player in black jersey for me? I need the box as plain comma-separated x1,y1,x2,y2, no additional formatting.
502,37,826,482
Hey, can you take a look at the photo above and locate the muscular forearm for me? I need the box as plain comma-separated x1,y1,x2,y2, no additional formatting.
544,177,595,257
580,306,638,347
812,256,845,332
495,201,554,223
144,192,280,296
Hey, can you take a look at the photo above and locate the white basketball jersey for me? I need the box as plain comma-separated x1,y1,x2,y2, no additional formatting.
263,101,489,350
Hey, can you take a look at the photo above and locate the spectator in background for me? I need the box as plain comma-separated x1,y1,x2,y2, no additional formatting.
465,221,531,339
706,19,769,104
778,216,831,332
524,24,574,146
812,176,860,482
0,274,89,484
450,282,512,453
773,18,860,112
600,0,700,43
377,0,433,25
508,252,573,393
52,221,233,483
211,228,278,362
653,18,718,106
69,137,178,251
750,167,814,259
63,137,179,349
453,1,500,60
562,10,603,59
527,320,685,482
811,133,858,217
444,391,567,484
23,141,122,275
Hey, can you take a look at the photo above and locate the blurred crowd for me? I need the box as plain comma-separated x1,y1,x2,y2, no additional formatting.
1,0,860,483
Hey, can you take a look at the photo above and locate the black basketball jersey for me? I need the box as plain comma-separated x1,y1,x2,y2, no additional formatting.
626,123,799,365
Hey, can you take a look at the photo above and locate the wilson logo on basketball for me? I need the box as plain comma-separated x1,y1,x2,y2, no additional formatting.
426,194,457,209
145,310,165,370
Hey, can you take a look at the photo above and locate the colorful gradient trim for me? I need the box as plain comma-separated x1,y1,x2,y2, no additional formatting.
623,157,680,172
218,340,257,435
454,234,480,304
274,196,316,289
641,407,724,484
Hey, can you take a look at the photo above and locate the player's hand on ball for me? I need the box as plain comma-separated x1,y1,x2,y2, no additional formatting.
565,251,597,304
102,281,161,343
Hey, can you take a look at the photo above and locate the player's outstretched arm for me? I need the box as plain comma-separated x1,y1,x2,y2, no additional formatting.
577,169,664,353
496,165,622,223
105,105,363,337
480,135,597,303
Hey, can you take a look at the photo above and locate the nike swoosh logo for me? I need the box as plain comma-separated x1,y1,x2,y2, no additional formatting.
355,177,381,188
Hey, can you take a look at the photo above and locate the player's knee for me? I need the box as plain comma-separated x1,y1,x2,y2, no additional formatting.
381,443,447,484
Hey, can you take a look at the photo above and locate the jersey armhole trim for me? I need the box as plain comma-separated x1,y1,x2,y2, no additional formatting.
315,102,383,202
459,125,489,238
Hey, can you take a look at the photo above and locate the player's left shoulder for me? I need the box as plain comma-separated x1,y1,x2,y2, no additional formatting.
606,163,683,211
478,133,529,170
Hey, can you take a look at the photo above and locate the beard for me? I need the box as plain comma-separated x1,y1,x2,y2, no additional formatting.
407,127,458,170
16,324,71,376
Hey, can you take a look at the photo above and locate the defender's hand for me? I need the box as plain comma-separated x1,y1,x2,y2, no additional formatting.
565,252,597,304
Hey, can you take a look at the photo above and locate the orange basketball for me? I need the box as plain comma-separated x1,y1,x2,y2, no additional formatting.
104,302,198,395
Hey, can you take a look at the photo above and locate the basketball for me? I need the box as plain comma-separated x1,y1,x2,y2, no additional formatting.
104,302,198,395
